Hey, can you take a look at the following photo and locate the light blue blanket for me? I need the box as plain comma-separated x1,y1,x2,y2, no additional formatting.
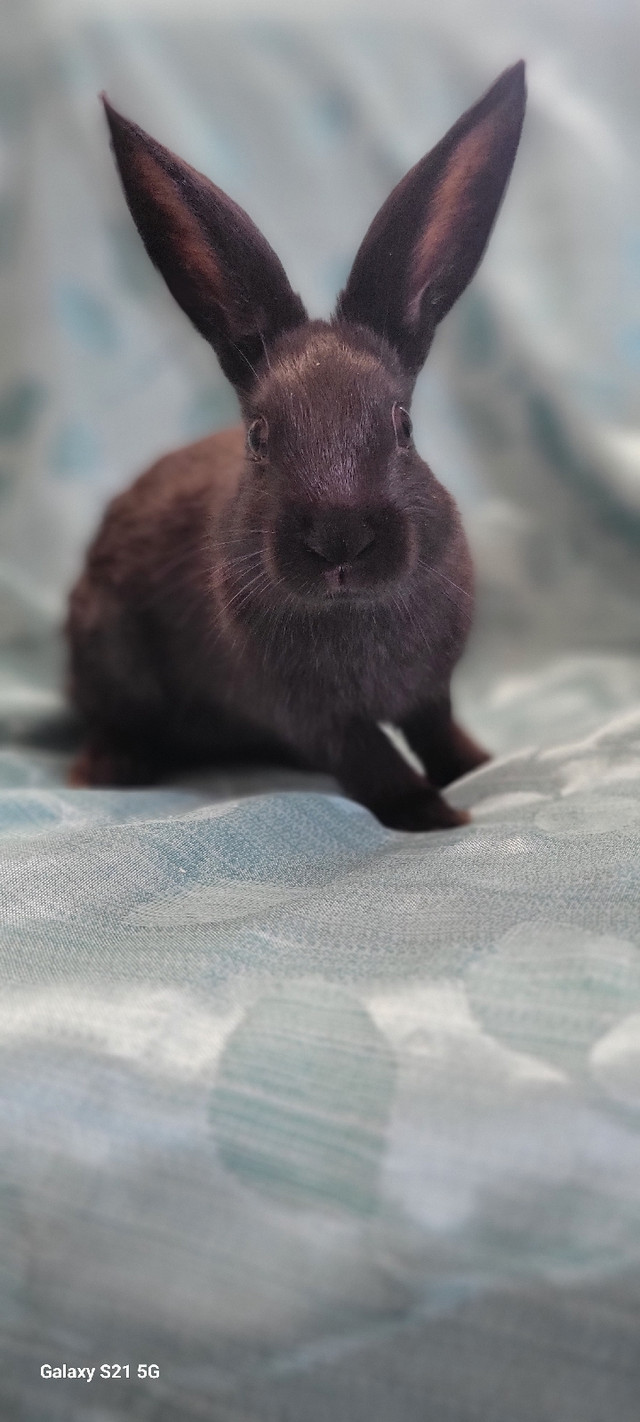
1,3,639,1418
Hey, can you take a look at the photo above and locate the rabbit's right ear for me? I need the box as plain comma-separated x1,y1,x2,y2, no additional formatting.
101,99,307,394
336,63,526,379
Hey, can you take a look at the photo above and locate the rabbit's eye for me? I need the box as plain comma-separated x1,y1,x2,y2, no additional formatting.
392,403,413,449
247,417,269,461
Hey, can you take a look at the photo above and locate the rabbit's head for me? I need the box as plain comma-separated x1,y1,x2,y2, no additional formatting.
102,64,525,608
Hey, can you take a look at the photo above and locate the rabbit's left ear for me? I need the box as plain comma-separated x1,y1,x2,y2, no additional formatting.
336,62,526,378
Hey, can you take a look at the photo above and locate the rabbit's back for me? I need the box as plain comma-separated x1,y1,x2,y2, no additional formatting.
66,426,291,775
79,424,244,579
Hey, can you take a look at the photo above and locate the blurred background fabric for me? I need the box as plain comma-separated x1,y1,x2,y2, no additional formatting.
0,0,639,1418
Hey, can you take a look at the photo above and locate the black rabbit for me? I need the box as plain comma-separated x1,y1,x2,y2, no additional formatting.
67,63,526,831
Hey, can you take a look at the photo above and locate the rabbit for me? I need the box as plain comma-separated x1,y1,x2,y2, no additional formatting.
66,62,526,832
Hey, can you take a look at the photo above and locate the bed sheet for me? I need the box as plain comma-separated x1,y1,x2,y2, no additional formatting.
0,3,639,1417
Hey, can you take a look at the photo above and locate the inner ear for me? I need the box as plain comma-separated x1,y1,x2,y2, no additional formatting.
406,108,502,325
119,134,231,317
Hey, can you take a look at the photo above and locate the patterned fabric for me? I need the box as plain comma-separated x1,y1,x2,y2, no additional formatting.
0,2,639,1418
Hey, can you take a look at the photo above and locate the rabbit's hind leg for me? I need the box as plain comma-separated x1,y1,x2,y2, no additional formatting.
68,733,161,787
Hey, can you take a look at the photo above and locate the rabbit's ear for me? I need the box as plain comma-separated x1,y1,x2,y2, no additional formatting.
102,99,307,393
336,63,526,378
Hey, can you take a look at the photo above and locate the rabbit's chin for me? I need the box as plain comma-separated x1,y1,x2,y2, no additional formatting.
267,563,406,611
264,576,405,622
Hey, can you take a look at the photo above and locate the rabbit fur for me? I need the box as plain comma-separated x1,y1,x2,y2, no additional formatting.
67,62,526,831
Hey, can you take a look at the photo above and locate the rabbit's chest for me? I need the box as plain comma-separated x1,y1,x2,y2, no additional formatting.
250,613,442,738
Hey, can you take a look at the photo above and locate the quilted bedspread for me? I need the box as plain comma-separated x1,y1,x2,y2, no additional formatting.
1,1,639,1418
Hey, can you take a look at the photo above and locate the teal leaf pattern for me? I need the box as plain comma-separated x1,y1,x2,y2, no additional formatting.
0,379,46,439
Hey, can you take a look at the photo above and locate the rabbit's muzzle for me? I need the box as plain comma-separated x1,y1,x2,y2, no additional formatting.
269,503,411,603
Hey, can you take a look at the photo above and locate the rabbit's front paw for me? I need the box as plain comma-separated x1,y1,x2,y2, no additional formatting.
370,787,470,833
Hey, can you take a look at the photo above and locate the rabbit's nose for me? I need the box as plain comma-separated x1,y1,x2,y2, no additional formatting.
302,512,375,566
